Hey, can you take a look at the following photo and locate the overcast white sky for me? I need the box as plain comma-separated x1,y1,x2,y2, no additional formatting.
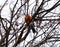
0,0,60,47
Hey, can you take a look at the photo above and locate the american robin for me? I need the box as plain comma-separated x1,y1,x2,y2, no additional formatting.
25,14,37,34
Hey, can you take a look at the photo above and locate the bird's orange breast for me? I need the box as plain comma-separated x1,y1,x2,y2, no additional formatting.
25,14,32,23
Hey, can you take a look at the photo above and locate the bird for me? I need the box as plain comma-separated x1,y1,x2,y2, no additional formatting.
25,14,37,34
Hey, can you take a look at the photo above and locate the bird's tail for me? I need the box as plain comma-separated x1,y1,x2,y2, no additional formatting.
30,25,37,34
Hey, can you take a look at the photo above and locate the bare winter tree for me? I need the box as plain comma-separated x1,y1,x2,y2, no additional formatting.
0,0,60,47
